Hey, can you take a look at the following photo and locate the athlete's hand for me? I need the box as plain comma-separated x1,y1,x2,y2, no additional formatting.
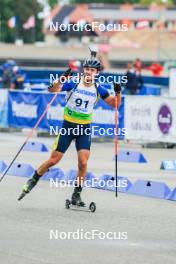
48,80,61,93
48,68,72,92
113,82,121,94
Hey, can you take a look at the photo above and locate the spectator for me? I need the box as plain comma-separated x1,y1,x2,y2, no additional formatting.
68,58,81,71
2,59,16,88
134,64,143,91
10,66,26,90
134,58,142,73
146,62,163,76
125,63,143,95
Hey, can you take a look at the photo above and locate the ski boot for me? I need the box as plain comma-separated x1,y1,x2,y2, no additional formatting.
18,172,40,201
71,186,85,207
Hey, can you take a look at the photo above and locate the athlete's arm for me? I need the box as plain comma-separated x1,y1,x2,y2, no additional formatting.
104,93,121,108
98,83,121,109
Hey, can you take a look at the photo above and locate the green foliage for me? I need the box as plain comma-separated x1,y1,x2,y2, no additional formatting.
0,0,44,43
48,0,59,8
140,0,173,6
70,0,139,3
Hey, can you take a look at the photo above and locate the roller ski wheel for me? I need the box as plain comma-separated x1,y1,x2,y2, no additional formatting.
89,202,96,213
65,199,71,209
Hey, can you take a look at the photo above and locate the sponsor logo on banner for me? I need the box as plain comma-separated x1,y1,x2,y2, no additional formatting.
93,107,115,124
163,160,176,170
125,96,176,143
157,104,172,135
12,101,37,118
46,105,64,120
0,89,8,127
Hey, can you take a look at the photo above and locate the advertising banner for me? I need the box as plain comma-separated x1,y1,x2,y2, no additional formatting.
0,89,8,127
8,91,125,138
125,96,176,143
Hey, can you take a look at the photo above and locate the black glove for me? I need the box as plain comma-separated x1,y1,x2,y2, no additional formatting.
60,68,73,82
62,68,72,78
113,82,121,94
48,68,72,90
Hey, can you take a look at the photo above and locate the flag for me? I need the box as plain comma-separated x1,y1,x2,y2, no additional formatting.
136,20,149,30
7,16,16,28
23,16,35,29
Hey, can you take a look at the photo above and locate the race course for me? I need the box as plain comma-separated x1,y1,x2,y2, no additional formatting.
0,132,176,264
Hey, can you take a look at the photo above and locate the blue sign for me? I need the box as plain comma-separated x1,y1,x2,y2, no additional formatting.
8,91,125,138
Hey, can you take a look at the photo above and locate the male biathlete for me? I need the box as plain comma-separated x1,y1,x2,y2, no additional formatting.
18,52,121,206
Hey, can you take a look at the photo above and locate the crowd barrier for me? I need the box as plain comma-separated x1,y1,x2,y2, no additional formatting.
0,68,169,87
0,89,125,138
22,69,169,86
1,162,175,202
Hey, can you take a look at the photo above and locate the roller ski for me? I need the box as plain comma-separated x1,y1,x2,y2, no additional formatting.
18,173,39,201
65,199,96,213
65,186,96,213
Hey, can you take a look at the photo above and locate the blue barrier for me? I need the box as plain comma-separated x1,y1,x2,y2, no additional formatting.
64,169,77,184
108,176,132,192
115,150,147,163
167,188,176,201
22,69,169,87
0,160,7,173
84,172,96,187
160,160,176,170
95,174,132,192
137,84,161,96
0,68,169,86
29,78,50,85
127,180,171,199
23,141,48,152
7,163,35,177
42,167,65,181
64,170,96,186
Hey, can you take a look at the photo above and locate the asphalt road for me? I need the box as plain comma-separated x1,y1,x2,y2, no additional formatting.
0,132,176,264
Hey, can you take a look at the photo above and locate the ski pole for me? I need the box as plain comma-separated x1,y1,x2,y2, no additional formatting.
113,82,121,198
0,92,58,183
114,92,119,197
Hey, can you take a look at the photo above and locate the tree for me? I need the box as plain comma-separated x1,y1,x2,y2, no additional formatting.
0,0,44,43
70,0,140,3
48,0,59,8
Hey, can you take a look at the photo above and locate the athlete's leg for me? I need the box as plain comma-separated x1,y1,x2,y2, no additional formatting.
37,150,63,175
77,149,90,186
22,127,73,194
22,150,63,193
71,129,91,205
71,149,90,206
75,128,91,185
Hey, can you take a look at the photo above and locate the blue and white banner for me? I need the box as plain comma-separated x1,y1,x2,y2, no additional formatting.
8,91,124,138
0,89,8,127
